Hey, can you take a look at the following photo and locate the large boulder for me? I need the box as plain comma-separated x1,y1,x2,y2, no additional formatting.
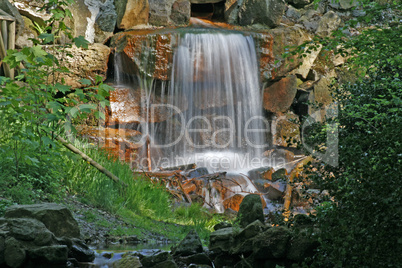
111,30,175,81
69,0,117,43
254,26,311,82
316,11,341,37
1,203,95,267
9,0,50,26
52,43,111,88
237,194,264,227
5,203,80,238
4,237,26,268
263,75,298,114
148,0,190,26
238,0,286,28
28,245,68,265
115,0,149,30
106,86,188,125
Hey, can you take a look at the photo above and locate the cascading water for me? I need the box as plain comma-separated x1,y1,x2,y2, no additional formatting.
151,31,269,172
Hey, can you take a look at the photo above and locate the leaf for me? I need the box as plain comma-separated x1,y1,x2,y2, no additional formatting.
79,78,92,86
31,45,48,58
78,104,96,113
55,83,71,94
73,36,89,49
38,33,55,44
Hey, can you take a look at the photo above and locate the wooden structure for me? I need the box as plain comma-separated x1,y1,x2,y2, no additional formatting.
0,8,15,79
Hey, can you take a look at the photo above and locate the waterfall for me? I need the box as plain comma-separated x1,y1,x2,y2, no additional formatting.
152,32,268,172
113,30,268,172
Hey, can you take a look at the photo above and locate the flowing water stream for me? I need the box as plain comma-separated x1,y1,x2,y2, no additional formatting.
114,28,269,173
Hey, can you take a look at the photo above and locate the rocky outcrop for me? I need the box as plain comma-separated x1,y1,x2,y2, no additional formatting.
263,75,298,114
208,199,318,267
0,203,94,268
52,43,111,88
238,0,286,28
148,0,190,27
4,203,81,238
116,0,149,30
111,30,175,81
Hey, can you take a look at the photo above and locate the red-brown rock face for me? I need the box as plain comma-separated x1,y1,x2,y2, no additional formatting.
106,86,188,126
111,30,176,81
263,75,298,114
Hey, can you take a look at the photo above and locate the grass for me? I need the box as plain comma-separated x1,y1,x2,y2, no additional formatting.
61,137,224,242
0,109,224,242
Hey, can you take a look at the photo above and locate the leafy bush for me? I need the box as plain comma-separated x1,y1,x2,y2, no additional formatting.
299,1,402,267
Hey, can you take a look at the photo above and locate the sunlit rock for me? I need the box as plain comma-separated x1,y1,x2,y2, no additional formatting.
115,0,149,29
271,112,301,147
264,75,298,114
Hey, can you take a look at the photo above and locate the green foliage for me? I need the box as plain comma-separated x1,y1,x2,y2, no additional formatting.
0,0,110,204
61,138,219,241
295,1,402,267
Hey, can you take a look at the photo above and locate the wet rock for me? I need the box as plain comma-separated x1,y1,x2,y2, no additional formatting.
4,237,26,268
171,230,203,257
5,203,80,238
237,194,264,227
271,112,300,147
69,239,95,262
263,75,298,114
28,245,68,265
111,30,175,80
116,0,149,30
113,253,142,268
265,180,287,200
238,0,286,28
185,167,209,178
106,86,188,125
316,11,341,37
141,250,170,267
253,226,291,259
222,194,244,212
248,166,275,182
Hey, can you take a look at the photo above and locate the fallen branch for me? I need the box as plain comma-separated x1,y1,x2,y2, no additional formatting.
56,135,126,186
